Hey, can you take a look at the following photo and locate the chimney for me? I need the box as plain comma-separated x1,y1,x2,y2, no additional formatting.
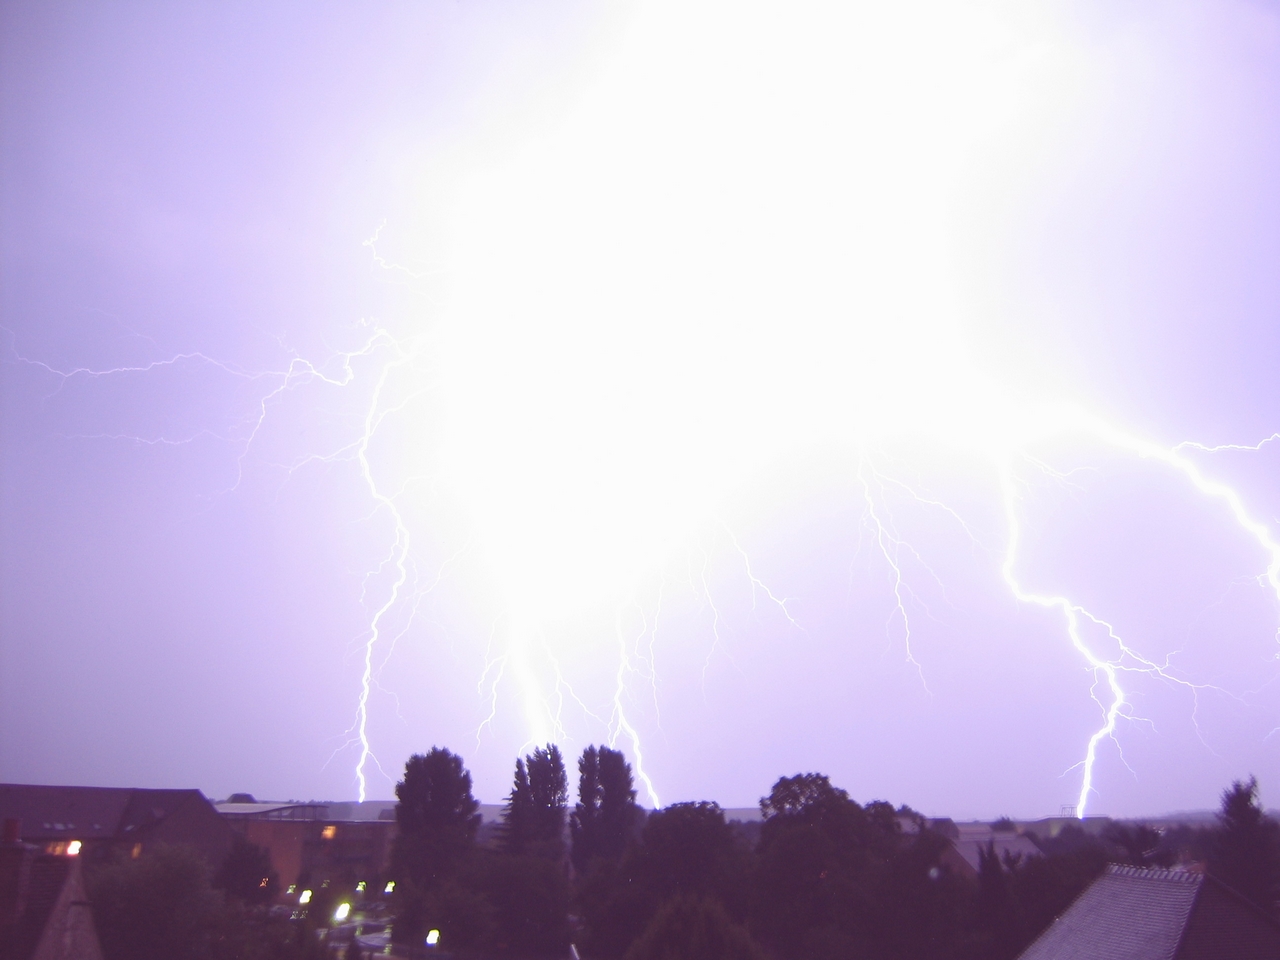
1,819,19,844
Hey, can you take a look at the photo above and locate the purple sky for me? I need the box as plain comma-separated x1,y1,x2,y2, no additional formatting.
3,0,1280,820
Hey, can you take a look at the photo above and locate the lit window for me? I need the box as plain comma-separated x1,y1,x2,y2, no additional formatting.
321,825,336,840
299,890,312,905
334,903,351,922
426,930,440,946
131,843,142,859
356,881,366,892
384,881,395,894
66,840,81,856
287,885,296,894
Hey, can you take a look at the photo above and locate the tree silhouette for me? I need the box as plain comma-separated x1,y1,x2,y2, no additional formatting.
87,844,224,960
391,747,482,890
755,773,966,960
503,744,569,856
571,745,641,872
1210,776,1280,915
622,896,769,960
213,834,279,906
502,758,535,855
638,802,736,900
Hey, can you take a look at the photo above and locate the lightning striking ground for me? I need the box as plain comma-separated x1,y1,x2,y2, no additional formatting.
9,1,1280,818
8,320,1280,814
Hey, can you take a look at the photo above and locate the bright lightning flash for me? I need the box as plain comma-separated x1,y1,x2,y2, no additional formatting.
11,0,1280,815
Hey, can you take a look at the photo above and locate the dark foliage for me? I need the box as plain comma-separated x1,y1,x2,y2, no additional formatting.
392,747,482,890
750,774,967,960
571,745,643,873
88,844,225,960
213,833,279,906
1209,776,1280,915
390,747,483,946
501,744,569,857
84,757,1280,960
481,851,572,957
578,802,751,959
1100,821,1173,868
87,844,318,960
622,896,770,960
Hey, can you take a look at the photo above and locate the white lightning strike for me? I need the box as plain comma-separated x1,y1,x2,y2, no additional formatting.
857,461,930,688
9,317,1280,816
352,342,416,802
612,608,661,808
996,407,1280,814
10,1,1280,818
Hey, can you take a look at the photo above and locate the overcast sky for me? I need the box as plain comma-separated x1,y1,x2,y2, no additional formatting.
3,0,1280,819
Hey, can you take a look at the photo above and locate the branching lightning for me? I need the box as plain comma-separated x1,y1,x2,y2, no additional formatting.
9,1,1280,818
995,407,1280,813
9,304,1280,816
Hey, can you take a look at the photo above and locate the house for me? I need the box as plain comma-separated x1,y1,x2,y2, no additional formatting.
215,800,396,893
896,817,1042,881
946,823,1042,879
1016,864,1280,959
0,784,234,870
0,820,104,960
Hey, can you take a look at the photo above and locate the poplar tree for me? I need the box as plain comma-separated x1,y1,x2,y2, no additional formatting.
501,744,568,855
571,745,640,871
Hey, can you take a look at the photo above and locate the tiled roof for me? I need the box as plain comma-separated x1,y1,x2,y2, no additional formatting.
0,852,71,960
1017,864,1280,960
1017,866,1203,960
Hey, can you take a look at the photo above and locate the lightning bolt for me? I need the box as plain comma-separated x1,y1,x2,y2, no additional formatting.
9,319,1280,817
352,339,416,802
611,608,661,807
995,407,1280,815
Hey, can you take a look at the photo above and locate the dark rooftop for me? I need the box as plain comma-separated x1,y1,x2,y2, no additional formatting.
1017,864,1280,960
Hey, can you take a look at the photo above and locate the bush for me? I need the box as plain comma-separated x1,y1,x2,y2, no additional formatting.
622,896,769,960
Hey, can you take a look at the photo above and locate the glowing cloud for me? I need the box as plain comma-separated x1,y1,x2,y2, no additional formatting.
9,0,1278,818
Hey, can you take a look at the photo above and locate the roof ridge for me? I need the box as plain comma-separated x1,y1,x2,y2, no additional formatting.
1105,863,1202,884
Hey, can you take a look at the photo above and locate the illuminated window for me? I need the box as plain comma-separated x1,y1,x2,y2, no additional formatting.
299,890,313,905
384,881,395,894
356,881,366,892
66,840,82,856
287,885,296,894
321,825,336,840
131,843,142,859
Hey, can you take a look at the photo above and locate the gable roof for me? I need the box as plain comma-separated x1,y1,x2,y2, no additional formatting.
0,854,72,960
1017,864,1280,960
0,847,103,960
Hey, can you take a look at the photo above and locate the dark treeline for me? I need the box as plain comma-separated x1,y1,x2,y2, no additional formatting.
77,756,1280,960
386,749,1280,960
